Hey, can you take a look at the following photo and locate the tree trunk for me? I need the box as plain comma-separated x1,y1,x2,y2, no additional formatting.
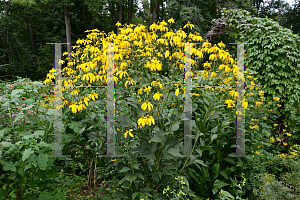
28,17,36,54
117,0,123,35
151,0,158,24
3,0,12,65
128,0,133,24
63,5,72,66
161,0,164,21
122,2,125,24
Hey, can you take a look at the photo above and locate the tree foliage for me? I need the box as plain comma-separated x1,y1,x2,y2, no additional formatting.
220,8,300,149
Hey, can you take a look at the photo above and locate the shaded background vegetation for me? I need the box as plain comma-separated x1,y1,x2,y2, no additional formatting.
0,0,299,83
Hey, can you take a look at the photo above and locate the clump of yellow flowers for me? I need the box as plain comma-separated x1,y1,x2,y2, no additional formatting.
42,18,262,130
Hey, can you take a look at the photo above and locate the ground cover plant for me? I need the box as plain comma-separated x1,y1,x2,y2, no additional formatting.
0,11,300,200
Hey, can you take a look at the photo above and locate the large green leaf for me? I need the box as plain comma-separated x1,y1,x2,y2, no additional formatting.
167,148,181,156
22,148,34,161
212,179,229,195
210,163,220,181
3,161,16,172
150,135,163,143
196,120,209,133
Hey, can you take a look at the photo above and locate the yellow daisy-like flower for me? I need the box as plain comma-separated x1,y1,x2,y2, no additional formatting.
217,41,225,48
144,86,152,95
286,133,292,136
276,137,281,142
124,129,134,138
273,97,280,101
255,151,260,154
153,92,161,101
116,21,122,26
125,78,136,88
283,142,288,146
137,116,147,127
270,137,275,142
141,100,153,111
145,115,155,126
255,101,262,108
69,103,78,114
168,18,175,24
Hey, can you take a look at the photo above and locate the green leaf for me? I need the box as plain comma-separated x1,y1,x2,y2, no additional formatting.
220,170,229,180
171,122,180,132
150,135,163,143
136,173,144,180
132,192,140,200
141,188,154,192
211,134,218,142
37,154,48,170
18,167,25,177
193,159,207,167
33,130,45,137
3,161,16,172
196,120,208,133
210,163,220,181
219,189,234,199
53,193,66,200
212,180,229,195
37,192,52,200
11,89,24,99
132,164,140,170
200,146,216,153
22,148,34,161
120,167,130,173
120,115,132,127
129,174,137,184
167,148,181,156
0,128,10,139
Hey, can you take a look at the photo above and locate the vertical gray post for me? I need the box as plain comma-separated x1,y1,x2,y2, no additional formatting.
184,43,193,157
45,43,70,158
229,42,252,158
175,43,195,158
99,43,123,158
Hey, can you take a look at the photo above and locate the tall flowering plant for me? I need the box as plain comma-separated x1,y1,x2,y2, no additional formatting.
40,18,265,199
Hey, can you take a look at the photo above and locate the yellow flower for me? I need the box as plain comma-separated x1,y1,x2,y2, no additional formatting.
283,142,288,146
273,97,280,101
137,116,147,127
270,137,275,142
255,102,262,108
125,78,136,87
217,41,225,48
291,152,297,156
259,90,264,96
69,103,78,114
276,137,281,142
153,92,160,100
124,129,134,138
244,100,248,109
168,18,175,24
141,100,153,111
255,151,260,154
145,115,155,126
116,21,122,26
274,124,278,126
144,86,152,95
286,133,292,136
277,104,281,107
183,21,195,30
